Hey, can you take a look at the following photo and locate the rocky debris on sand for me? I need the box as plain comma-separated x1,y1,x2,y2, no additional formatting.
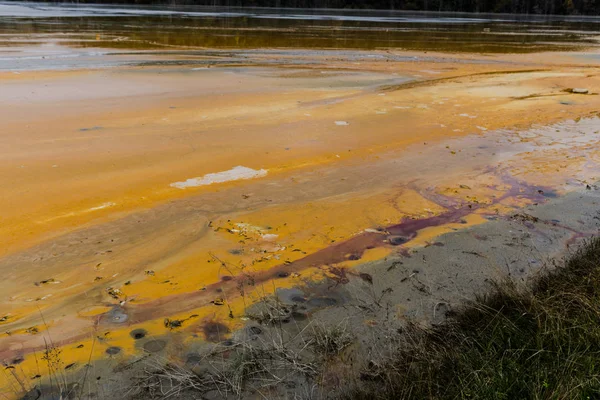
511,213,539,223
164,318,183,329
164,314,199,330
106,287,123,300
35,278,60,286
212,297,225,306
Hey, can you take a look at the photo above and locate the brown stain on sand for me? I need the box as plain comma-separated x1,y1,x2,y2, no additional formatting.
202,321,231,343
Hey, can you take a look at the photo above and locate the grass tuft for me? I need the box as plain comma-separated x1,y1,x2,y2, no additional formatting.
343,237,600,400
310,321,353,357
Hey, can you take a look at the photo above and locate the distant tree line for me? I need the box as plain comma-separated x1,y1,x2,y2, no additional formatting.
31,0,600,14
197,0,599,14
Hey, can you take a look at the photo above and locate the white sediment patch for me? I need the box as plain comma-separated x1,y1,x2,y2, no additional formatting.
364,228,385,234
335,121,349,126
40,202,116,223
170,166,267,189
88,202,116,211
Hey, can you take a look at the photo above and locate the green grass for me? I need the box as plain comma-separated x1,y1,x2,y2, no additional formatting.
345,237,600,400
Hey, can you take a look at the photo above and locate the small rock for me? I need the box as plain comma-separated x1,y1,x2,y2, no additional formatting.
212,298,225,306
571,88,589,94
21,388,41,400
388,235,409,246
359,272,373,284
105,346,121,355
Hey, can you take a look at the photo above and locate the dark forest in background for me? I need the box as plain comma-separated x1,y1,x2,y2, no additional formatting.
15,0,600,15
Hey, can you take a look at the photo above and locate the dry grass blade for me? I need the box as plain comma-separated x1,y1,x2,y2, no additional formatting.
310,320,353,357
133,326,318,399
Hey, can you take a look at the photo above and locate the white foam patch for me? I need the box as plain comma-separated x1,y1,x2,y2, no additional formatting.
171,166,267,189
335,121,349,126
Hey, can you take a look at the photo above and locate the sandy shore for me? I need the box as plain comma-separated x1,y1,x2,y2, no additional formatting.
2,46,600,397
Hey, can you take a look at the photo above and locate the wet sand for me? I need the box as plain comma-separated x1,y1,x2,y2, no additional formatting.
2,36,600,397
